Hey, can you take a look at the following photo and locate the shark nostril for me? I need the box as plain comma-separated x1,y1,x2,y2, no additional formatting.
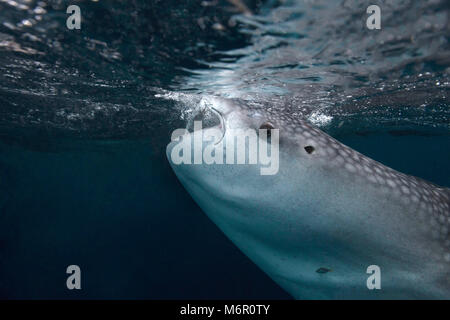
304,145,315,154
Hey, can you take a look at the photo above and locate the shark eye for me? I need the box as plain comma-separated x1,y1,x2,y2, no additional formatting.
304,145,315,154
260,122,275,130
259,122,275,137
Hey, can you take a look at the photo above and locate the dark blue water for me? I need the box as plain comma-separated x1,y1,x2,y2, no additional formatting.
0,139,291,298
0,0,449,298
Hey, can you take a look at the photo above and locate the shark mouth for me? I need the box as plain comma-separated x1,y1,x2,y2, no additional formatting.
186,97,227,145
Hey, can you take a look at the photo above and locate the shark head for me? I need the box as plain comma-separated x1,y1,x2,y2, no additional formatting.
166,97,450,299
166,96,331,198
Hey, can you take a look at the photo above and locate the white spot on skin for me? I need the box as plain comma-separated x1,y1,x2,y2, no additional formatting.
387,179,396,188
345,163,356,173
326,147,336,157
376,175,386,185
368,175,377,184
334,155,345,166
401,186,410,194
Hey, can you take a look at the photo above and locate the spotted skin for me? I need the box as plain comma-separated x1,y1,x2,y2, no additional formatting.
295,119,450,261
235,98,450,259
167,97,450,299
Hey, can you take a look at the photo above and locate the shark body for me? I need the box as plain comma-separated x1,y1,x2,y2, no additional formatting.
166,97,450,299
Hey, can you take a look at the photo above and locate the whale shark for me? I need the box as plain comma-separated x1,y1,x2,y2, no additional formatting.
166,97,450,299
